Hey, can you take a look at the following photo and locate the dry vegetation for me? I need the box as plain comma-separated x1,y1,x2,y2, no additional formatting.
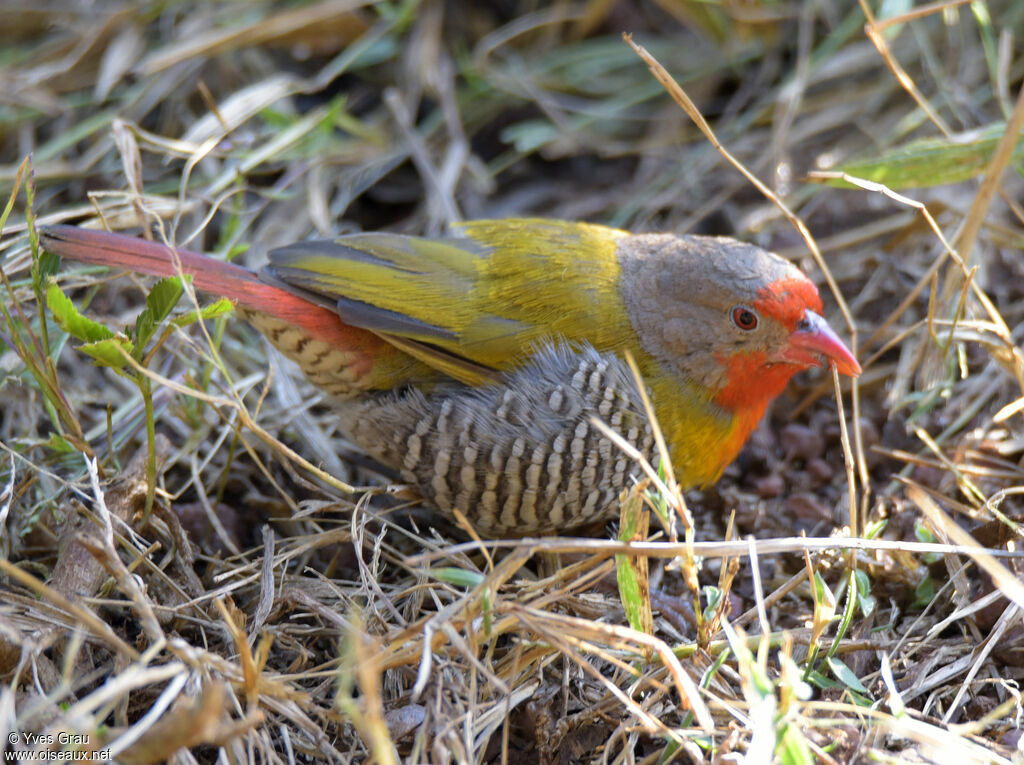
2,0,1024,762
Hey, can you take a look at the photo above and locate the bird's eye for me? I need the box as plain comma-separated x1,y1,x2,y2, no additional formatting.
731,306,759,331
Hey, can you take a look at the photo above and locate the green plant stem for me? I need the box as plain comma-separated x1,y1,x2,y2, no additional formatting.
140,374,157,522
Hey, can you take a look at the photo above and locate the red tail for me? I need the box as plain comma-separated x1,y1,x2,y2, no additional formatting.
40,225,389,360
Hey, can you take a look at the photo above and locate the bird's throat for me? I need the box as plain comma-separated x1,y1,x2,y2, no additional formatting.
651,354,800,490
712,352,801,471
712,351,800,415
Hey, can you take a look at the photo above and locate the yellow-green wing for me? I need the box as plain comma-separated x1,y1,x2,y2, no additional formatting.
266,218,636,382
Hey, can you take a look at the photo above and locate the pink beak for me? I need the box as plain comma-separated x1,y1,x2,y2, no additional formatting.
781,310,861,377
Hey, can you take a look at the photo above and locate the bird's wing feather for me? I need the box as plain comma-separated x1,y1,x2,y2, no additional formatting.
266,219,638,376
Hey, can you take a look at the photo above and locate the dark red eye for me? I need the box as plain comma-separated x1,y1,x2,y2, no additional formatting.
731,306,758,330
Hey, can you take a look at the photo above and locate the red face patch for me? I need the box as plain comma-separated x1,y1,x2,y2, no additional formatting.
709,274,824,442
713,349,801,412
752,276,822,331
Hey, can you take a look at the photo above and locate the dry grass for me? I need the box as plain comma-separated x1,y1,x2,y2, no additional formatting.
2,1,1024,762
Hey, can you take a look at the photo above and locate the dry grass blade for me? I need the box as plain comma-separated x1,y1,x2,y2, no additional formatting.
907,482,1024,610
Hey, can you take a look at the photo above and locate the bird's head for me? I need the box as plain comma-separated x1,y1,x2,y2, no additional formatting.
618,233,860,418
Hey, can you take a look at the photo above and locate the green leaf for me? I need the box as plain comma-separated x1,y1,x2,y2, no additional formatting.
429,567,484,589
864,518,888,539
912,574,936,610
646,456,670,525
806,669,844,691
913,519,936,544
815,123,1024,190
722,621,775,699
78,337,133,368
172,298,235,328
616,484,653,637
845,689,874,708
701,586,723,622
616,559,648,635
45,281,114,343
776,723,814,765
813,572,837,617
809,571,838,647
133,310,154,350
853,570,877,618
146,276,186,325
656,739,682,765
46,433,76,453
914,519,941,563
825,656,868,693
133,276,186,348
32,249,60,289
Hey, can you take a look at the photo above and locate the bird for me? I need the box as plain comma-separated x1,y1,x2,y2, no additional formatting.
40,219,860,536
